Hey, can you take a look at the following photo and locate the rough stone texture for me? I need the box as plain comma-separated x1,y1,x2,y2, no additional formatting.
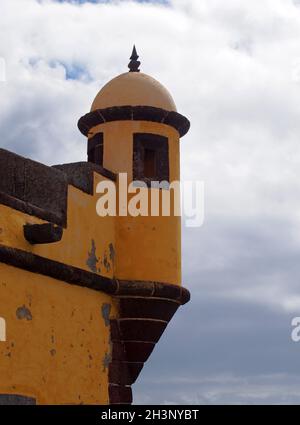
0,192,63,226
0,149,68,226
53,161,116,195
0,149,116,229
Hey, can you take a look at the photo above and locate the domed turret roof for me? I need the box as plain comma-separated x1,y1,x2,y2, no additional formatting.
78,47,190,138
91,71,177,112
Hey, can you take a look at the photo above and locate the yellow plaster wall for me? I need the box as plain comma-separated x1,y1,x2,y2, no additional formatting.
0,173,115,279
89,121,182,285
0,262,116,404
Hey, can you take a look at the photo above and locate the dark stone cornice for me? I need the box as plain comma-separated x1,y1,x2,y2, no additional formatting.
0,190,65,227
0,244,190,305
78,105,190,138
0,149,116,227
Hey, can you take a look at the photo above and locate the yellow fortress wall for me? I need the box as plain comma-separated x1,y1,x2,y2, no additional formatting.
0,263,114,405
0,47,190,405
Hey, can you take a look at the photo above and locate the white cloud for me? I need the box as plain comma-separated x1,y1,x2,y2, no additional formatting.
135,372,300,404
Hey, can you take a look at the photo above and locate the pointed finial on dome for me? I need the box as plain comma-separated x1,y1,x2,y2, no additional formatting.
128,45,141,72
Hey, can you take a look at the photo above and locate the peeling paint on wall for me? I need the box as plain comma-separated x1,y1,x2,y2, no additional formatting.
102,351,111,372
16,305,32,321
86,239,99,273
103,252,111,273
109,243,115,265
101,303,111,327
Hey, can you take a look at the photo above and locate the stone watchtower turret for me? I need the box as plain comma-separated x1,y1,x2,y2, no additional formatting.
0,47,190,405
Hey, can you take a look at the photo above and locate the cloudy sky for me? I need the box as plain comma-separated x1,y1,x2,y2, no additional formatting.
1,0,300,404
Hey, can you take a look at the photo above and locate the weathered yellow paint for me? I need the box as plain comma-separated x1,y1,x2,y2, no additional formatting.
0,262,117,404
89,120,182,285
0,173,117,403
0,65,185,404
0,173,116,278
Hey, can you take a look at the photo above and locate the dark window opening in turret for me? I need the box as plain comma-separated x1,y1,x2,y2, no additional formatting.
133,133,169,187
88,133,103,166
144,148,156,178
